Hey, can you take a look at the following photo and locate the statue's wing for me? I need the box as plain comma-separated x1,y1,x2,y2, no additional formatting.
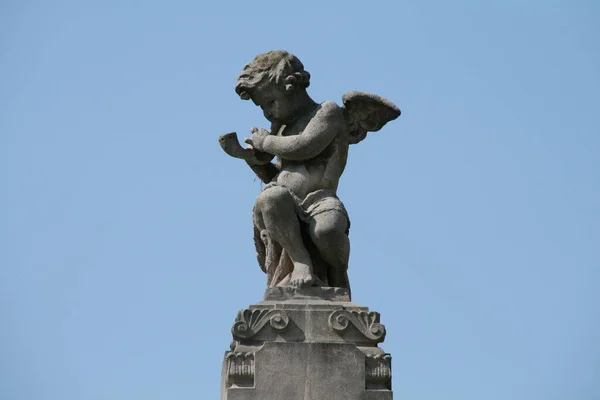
342,91,401,144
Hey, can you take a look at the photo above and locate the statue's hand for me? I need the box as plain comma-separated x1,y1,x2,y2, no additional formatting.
248,147,274,166
244,127,270,152
218,132,273,165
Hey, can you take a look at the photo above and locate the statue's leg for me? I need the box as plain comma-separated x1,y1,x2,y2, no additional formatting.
254,186,317,287
308,209,350,288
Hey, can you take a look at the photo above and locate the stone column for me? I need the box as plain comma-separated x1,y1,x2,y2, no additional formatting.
221,287,393,400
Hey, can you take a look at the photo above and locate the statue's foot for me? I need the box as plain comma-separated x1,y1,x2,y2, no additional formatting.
290,263,318,288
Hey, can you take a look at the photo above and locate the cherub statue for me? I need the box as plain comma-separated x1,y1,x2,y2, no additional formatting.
219,50,400,292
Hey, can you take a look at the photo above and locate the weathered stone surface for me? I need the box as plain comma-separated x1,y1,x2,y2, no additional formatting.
221,287,393,400
365,354,393,390
219,50,401,292
218,51,400,399
224,352,254,387
231,309,290,340
263,286,351,302
226,343,366,400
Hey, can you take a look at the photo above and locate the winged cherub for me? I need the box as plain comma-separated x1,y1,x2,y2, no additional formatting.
219,50,400,292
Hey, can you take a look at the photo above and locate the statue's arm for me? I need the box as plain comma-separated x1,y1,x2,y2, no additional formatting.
261,101,344,161
246,161,279,184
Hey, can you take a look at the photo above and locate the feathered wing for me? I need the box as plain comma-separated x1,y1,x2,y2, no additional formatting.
342,91,401,144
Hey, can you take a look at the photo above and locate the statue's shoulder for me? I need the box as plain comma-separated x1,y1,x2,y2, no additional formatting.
319,100,342,112
316,100,345,125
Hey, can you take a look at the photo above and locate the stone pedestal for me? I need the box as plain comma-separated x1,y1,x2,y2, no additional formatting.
221,287,393,400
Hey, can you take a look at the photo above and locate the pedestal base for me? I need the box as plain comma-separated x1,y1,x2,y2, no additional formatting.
221,287,393,400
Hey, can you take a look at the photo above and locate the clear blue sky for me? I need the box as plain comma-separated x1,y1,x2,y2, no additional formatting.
1,1,599,399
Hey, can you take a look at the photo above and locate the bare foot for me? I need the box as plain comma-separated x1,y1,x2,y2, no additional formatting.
290,263,318,288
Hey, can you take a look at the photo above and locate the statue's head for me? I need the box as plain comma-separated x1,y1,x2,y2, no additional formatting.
235,50,311,123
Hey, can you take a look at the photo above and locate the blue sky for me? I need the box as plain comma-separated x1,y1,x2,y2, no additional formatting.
1,1,599,399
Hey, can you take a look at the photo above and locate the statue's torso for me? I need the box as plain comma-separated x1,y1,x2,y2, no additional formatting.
274,102,348,200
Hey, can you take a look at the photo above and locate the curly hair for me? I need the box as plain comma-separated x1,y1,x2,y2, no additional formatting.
235,50,311,100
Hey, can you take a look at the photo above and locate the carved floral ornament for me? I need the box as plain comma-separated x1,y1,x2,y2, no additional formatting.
328,310,387,343
231,309,290,340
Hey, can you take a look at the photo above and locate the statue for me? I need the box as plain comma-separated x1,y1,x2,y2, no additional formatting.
219,50,400,292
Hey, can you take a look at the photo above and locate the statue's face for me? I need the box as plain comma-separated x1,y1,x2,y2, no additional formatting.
251,83,294,124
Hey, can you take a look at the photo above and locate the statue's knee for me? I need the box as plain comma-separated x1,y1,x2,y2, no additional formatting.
312,218,348,245
256,186,293,214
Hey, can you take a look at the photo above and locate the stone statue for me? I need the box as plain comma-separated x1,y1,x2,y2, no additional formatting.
219,51,401,399
219,50,400,292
